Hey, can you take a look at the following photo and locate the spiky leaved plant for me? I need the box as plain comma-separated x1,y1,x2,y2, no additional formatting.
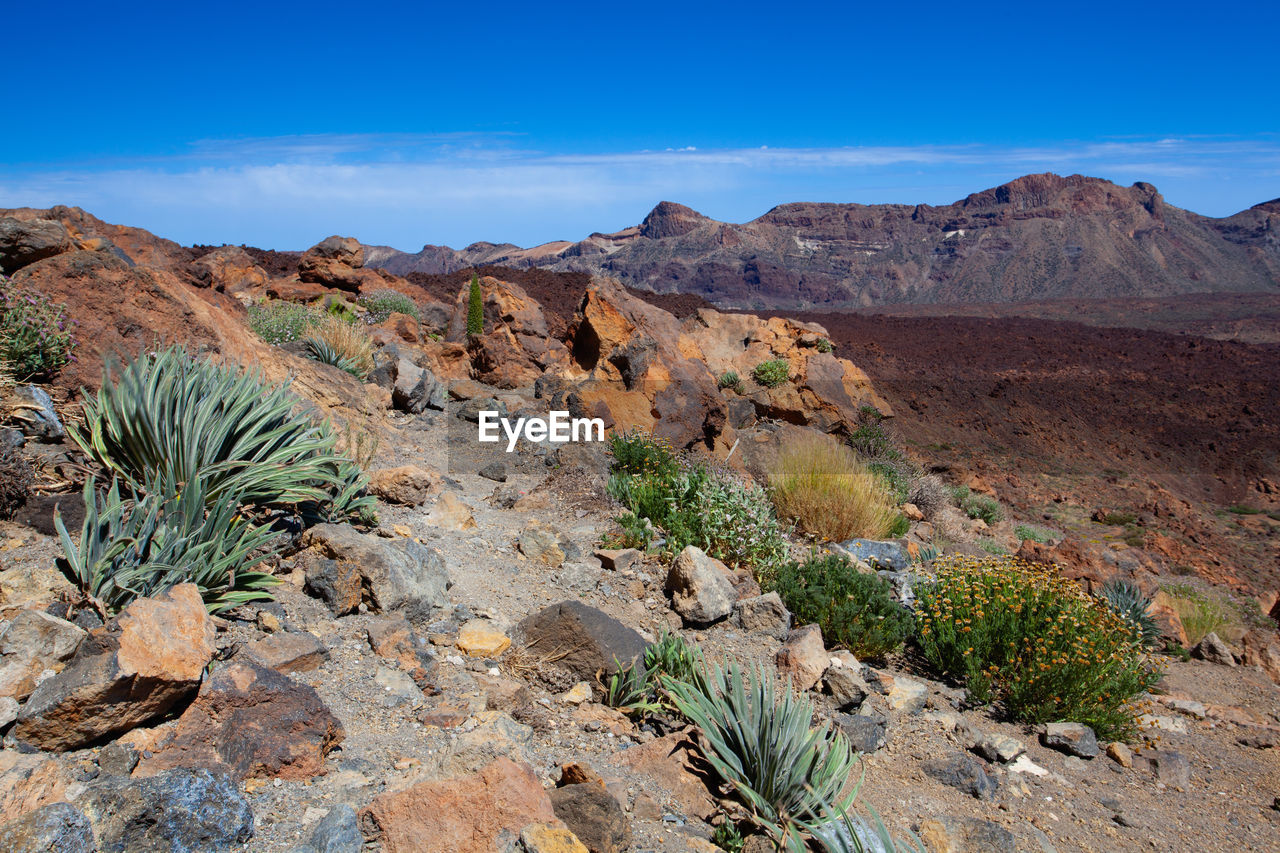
71,345,372,522
55,473,279,614
603,630,703,720
665,661,860,850
1100,577,1160,648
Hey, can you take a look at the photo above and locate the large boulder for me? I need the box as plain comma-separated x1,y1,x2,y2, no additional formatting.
445,276,568,388
136,655,344,781
303,524,451,621
0,609,86,701
12,584,216,751
518,601,648,681
775,623,828,691
360,757,559,853
77,767,253,852
298,235,383,292
666,545,735,624
0,217,72,273
189,246,268,295
549,781,631,853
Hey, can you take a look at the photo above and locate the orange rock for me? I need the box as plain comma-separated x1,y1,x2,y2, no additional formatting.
116,583,216,682
367,465,441,506
360,757,560,853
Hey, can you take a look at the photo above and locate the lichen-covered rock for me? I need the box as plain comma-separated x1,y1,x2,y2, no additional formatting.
78,767,253,852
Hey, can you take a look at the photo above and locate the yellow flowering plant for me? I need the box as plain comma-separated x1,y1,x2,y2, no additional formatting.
915,555,1160,740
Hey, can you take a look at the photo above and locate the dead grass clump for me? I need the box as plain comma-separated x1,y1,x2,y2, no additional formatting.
768,433,899,541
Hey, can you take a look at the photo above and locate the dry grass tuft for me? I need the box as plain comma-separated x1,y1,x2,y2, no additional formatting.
308,315,375,378
768,433,900,541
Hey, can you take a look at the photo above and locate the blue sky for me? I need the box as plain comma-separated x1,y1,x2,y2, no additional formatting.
2,1,1277,250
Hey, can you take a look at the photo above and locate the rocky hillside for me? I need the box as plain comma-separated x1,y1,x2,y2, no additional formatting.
367,174,1280,310
2,207,1279,852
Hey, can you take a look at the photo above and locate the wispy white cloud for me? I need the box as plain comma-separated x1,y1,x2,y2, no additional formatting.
2,136,1277,249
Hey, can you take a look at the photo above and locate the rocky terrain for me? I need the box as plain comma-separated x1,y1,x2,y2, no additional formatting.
365,174,1280,310
0,206,1278,852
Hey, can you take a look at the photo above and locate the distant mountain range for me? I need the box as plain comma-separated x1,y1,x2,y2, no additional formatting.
365,173,1280,309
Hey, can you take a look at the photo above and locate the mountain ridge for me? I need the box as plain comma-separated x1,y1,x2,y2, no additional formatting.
366,173,1280,309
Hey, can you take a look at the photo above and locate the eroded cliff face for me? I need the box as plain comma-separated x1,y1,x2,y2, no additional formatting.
368,173,1280,309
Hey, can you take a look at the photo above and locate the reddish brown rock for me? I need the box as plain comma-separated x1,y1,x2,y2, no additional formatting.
245,631,329,674
612,732,717,820
136,655,343,781
775,623,828,691
189,246,268,295
12,584,215,751
360,757,559,853
298,235,383,292
0,752,76,824
1241,631,1280,684
367,464,442,506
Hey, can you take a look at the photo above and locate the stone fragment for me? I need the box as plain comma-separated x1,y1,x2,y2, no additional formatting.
0,801,94,853
518,601,647,681
1106,741,1133,767
823,654,870,710
612,732,717,820
78,767,253,852
1041,722,1099,758
304,558,364,616
360,758,558,853
427,492,477,531
457,620,512,657
666,546,735,624
136,655,343,781
559,682,593,705
0,696,17,727
922,754,997,800
1153,750,1191,788
1192,632,1236,666
0,609,86,700
310,804,362,853
245,631,329,674
550,782,631,853
97,742,139,776
304,524,451,621
838,539,910,572
916,816,1016,853
10,386,64,442
520,524,568,568
0,217,73,274
974,733,1026,763
519,823,590,853
13,584,215,751
775,624,827,691
733,591,791,639
594,548,641,572
834,711,888,753
368,465,441,506
865,670,928,714
478,462,508,482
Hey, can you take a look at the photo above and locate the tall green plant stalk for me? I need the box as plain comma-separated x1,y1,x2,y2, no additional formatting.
466,273,484,336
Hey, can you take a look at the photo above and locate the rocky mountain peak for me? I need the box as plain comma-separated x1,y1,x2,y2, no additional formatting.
638,201,709,240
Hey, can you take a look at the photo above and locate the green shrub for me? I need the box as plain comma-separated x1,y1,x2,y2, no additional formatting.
247,299,319,344
667,662,918,853
769,434,900,543
775,553,913,659
1100,578,1159,648
466,273,484,335
1159,583,1238,647
977,537,1007,555
952,486,1003,525
752,358,789,388
712,822,746,853
916,555,1159,740
1101,510,1137,526
717,370,745,393
56,474,279,614
357,289,421,324
1226,504,1261,515
0,278,77,380
816,338,833,353
846,408,902,461
72,346,372,522
607,431,791,585
603,629,703,719
1014,524,1053,544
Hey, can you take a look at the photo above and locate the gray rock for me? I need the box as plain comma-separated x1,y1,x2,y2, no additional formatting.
310,804,362,853
10,386,64,441
1192,632,1236,666
518,601,647,681
974,733,1026,764
390,358,446,413
97,742,140,776
0,609,86,701
0,695,18,727
0,802,95,853
245,631,330,674
834,711,888,753
0,217,72,274
824,657,870,710
733,591,791,639
78,767,253,851
304,524,451,622
838,539,910,572
923,754,998,800
1041,722,1099,758
478,462,508,482
550,782,631,853
1153,750,1191,788
666,545,735,624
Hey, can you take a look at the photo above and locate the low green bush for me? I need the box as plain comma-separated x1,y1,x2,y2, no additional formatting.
717,370,745,393
816,338,833,353
752,358,790,388
774,553,913,660
0,278,77,380
916,555,1159,740
952,485,1003,525
607,430,791,585
1014,524,1053,544
247,299,319,344
357,289,421,324
603,629,702,719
